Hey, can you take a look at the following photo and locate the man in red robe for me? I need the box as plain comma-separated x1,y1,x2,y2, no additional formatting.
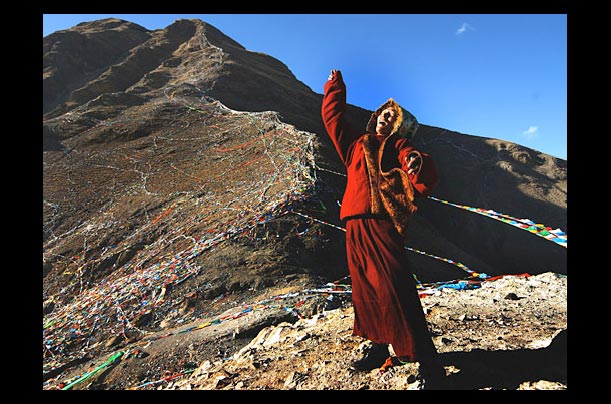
322,69,446,387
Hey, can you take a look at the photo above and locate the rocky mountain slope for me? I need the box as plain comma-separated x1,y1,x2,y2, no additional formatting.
42,18,567,390
165,272,567,391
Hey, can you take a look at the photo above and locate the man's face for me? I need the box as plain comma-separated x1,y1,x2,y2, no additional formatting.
376,107,397,135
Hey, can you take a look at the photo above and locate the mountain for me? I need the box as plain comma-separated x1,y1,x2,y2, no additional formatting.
42,18,567,390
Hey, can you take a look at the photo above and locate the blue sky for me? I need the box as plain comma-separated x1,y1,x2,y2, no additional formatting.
43,14,567,160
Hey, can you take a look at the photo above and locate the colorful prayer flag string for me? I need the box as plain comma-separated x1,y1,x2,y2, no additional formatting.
405,246,488,280
60,351,124,390
427,196,567,248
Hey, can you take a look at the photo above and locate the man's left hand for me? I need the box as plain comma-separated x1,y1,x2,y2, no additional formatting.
406,152,422,175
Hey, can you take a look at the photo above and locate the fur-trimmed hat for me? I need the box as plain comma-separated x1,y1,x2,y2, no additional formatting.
365,98,418,141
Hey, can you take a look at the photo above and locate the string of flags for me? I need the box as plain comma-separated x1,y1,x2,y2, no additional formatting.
405,246,488,280
59,351,124,390
426,196,567,248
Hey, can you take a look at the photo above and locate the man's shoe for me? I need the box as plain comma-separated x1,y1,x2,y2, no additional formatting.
352,341,389,371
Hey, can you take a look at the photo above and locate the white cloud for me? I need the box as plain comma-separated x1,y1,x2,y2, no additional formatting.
523,126,539,138
456,23,475,35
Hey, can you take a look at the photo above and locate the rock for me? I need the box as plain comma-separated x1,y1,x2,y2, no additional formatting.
159,318,175,329
105,335,123,348
43,299,55,314
518,380,566,390
284,371,307,389
132,312,153,327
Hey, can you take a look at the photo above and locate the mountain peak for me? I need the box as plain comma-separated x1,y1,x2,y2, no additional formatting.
71,17,149,34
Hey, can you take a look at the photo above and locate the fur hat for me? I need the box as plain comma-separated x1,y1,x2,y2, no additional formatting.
365,98,418,141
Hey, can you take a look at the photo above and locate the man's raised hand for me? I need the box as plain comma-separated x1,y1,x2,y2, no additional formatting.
328,69,340,81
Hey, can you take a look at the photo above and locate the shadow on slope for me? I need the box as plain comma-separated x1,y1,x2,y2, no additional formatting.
442,329,567,390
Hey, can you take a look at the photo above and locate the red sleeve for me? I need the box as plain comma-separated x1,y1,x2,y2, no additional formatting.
321,72,361,166
396,138,440,197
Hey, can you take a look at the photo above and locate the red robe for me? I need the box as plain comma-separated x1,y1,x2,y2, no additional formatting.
322,72,440,361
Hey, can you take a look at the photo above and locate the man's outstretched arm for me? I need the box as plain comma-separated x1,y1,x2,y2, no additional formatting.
321,69,360,166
